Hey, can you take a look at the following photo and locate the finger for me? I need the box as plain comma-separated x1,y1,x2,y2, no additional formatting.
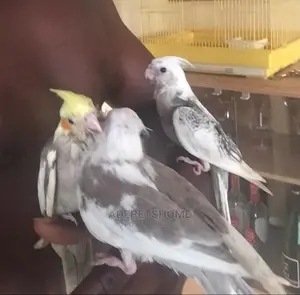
33,217,90,245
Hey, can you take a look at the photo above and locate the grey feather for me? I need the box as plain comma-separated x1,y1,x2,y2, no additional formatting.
149,57,271,198
195,271,254,294
164,261,254,294
36,137,94,294
149,157,284,294
157,94,271,194
78,111,285,295
52,241,94,294
171,104,272,194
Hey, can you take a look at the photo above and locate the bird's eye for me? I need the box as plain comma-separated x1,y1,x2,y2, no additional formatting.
160,67,167,73
68,118,74,125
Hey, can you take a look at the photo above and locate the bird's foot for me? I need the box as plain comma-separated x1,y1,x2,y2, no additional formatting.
33,238,49,250
201,161,211,172
92,251,137,276
61,213,78,226
176,156,208,175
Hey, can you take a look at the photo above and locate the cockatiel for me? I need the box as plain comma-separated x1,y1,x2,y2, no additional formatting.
34,89,103,294
144,56,273,223
78,107,288,295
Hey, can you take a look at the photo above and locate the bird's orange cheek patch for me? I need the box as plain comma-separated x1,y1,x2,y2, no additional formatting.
60,118,72,131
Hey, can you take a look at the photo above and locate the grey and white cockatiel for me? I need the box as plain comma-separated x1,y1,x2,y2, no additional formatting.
78,107,288,295
34,89,103,294
144,56,273,224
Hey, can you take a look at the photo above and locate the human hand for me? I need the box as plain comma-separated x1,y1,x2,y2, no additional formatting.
33,216,90,246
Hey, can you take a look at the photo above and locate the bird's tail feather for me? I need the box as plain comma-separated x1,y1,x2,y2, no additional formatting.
231,161,273,195
162,260,255,294
223,224,286,294
216,160,273,196
52,239,94,294
216,159,265,183
195,271,255,294
211,168,231,222
248,178,273,196
239,161,266,183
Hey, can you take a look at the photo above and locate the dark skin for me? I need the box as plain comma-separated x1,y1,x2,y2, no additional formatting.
0,0,214,293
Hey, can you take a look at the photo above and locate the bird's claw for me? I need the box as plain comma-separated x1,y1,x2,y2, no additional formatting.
192,164,202,176
61,213,78,226
92,252,137,275
176,156,205,175
201,161,211,172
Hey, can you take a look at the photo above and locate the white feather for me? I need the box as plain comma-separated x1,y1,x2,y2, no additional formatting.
149,57,267,189
80,198,250,278
172,108,272,195
101,161,157,190
92,132,144,163
120,194,137,211
37,158,47,214
35,149,57,251
214,169,231,223
45,150,57,217
79,106,283,294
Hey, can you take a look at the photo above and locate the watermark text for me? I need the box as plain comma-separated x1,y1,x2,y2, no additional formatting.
108,209,193,220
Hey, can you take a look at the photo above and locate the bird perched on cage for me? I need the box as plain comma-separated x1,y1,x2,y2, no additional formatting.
78,107,287,295
144,56,273,223
33,89,103,294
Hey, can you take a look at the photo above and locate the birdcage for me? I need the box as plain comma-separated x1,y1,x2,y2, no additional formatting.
115,0,300,78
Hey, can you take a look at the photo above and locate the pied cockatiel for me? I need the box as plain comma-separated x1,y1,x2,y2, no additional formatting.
144,56,273,223
34,89,103,294
78,107,288,295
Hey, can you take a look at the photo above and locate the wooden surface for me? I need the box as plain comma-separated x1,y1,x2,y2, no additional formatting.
186,60,300,98
182,279,204,294
181,279,265,294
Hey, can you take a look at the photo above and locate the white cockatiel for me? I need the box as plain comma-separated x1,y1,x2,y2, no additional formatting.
34,89,103,294
78,107,287,295
144,56,273,223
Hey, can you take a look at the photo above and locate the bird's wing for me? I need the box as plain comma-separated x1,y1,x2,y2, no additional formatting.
173,105,242,164
37,139,58,217
79,156,285,293
172,105,266,183
79,158,248,277
37,140,95,294
147,158,284,293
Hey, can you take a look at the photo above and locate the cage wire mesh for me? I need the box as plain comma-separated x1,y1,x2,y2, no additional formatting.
114,0,300,77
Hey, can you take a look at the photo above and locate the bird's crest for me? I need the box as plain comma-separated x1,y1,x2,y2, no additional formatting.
159,56,195,70
50,89,96,118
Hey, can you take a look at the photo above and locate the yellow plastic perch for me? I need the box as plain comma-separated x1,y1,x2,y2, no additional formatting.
130,0,300,78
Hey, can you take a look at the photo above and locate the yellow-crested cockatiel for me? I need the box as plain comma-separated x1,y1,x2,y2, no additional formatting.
34,89,103,294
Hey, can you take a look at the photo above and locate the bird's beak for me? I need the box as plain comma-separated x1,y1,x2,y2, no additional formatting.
145,67,154,82
84,112,102,133
140,127,151,139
